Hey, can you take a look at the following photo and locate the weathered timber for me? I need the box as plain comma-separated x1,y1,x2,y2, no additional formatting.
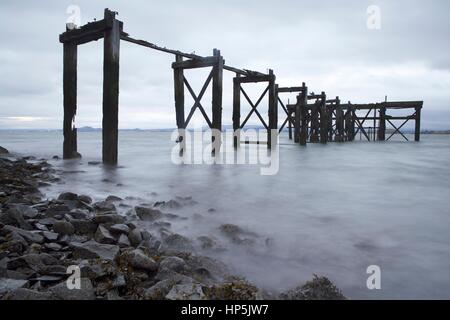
233,74,241,148
102,10,121,165
173,55,185,155
211,49,224,155
415,106,421,141
319,92,328,144
63,42,78,159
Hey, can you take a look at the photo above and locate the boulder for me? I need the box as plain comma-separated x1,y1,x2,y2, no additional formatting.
68,209,90,220
70,240,119,261
10,204,39,219
0,146,9,155
109,224,130,235
2,225,44,244
128,229,143,247
279,276,346,300
93,201,116,213
78,195,92,204
94,225,116,245
49,278,96,300
3,288,54,300
94,214,125,224
45,205,70,218
70,219,97,235
117,234,131,248
135,206,162,221
42,231,59,242
165,283,205,300
121,249,158,272
0,278,28,295
52,221,75,236
7,253,58,273
0,208,33,230
105,195,122,202
58,192,79,201
159,256,187,273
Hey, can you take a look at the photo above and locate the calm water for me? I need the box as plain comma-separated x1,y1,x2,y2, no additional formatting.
1,130,450,299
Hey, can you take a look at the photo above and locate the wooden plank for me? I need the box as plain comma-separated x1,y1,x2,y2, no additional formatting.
102,14,120,165
277,86,306,93
234,74,275,83
172,56,218,70
63,42,78,159
60,20,108,44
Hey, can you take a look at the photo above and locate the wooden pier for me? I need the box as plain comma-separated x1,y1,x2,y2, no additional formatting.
60,9,424,164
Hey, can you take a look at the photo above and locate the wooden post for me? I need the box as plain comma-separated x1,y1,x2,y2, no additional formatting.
63,41,78,159
378,106,386,141
288,107,293,140
232,75,241,148
174,55,185,155
211,49,223,155
299,84,308,146
268,70,277,149
415,106,421,141
320,92,327,144
102,10,121,165
335,97,344,142
310,103,319,143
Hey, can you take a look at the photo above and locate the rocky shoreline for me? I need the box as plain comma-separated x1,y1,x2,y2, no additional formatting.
0,146,345,300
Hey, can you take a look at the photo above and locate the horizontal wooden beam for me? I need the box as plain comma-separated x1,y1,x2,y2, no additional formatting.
234,74,275,83
172,56,220,69
277,86,306,93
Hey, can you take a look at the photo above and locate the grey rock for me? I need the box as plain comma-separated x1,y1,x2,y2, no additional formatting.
0,278,28,295
159,256,187,273
105,195,122,202
112,274,126,288
10,204,39,219
94,214,125,224
162,233,194,251
145,279,174,299
71,240,120,261
42,231,59,241
38,218,57,226
7,253,58,273
58,192,79,201
34,223,49,231
93,201,116,213
49,278,96,300
127,229,143,247
45,205,70,218
3,288,54,300
121,249,158,272
135,206,162,221
117,234,131,248
2,225,44,244
53,221,75,235
78,195,92,204
44,242,62,251
165,283,205,300
109,224,130,235
94,225,116,245
0,146,9,154
68,209,90,220
70,219,97,235
0,208,33,230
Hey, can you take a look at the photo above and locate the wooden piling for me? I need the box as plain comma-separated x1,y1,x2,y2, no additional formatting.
211,49,224,155
299,84,308,146
174,55,185,155
319,92,327,144
102,10,121,165
232,75,241,148
268,70,277,149
415,105,421,141
335,97,344,142
63,41,78,159
378,106,386,141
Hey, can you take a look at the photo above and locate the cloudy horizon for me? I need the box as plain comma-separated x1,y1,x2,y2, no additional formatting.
1,0,450,130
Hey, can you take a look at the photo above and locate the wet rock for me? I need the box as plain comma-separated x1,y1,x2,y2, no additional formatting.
0,146,9,155
219,223,257,245
68,208,90,220
10,204,39,219
0,207,33,230
70,219,97,235
117,234,131,248
279,275,346,300
45,204,70,218
53,221,75,236
197,236,218,250
94,214,125,225
0,278,28,295
144,279,175,299
49,278,96,300
165,283,205,300
3,288,54,300
93,201,116,213
159,256,187,273
42,231,59,242
135,206,162,221
71,240,120,261
162,233,194,252
94,225,116,245
105,195,122,202
120,249,158,272
155,199,182,210
203,280,262,300
128,229,143,247
108,224,130,235
0,240,26,255
44,242,62,251
37,218,57,226
58,192,79,201
34,223,48,231
2,225,44,244
78,195,92,204
7,253,58,273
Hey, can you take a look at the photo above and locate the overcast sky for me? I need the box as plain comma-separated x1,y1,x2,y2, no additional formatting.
0,0,449,129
